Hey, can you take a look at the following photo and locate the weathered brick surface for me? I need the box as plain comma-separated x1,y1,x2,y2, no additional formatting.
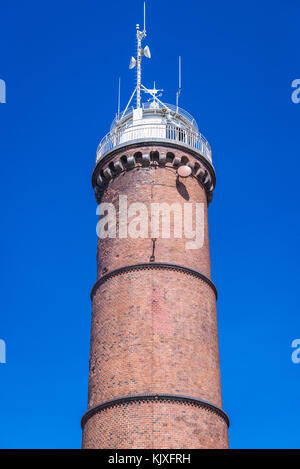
82,145,228,449
87,271,221,407
82,402,229,449
96,146,212,279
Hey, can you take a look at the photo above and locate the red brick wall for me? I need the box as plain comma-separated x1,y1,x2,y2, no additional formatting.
96,147,212,280
82,402,229,449
82,145,229,449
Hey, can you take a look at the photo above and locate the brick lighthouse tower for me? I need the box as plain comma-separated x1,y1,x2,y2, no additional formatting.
81,7,229,449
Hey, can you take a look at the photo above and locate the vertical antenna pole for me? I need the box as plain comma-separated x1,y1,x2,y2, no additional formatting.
179,55,182,90
176,55,182,113
118,77,121,120
135,3,147,109
136,24,142,109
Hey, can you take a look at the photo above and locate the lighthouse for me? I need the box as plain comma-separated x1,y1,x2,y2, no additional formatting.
81,7,229,449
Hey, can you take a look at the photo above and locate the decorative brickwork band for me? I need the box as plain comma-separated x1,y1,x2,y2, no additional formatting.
90,262,218,300
92,146,216,204
81,394,229,429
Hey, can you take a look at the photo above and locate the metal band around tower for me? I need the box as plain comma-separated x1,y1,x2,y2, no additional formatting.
81,394,229,428
90,262,218,300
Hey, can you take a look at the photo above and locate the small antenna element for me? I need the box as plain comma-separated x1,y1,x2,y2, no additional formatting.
176,56,182,113
118,77,121,120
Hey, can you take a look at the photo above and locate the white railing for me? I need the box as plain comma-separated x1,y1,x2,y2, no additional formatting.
96,122,212,164
110,103,199,131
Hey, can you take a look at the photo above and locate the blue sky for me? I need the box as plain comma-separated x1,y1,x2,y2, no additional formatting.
0,0,299,449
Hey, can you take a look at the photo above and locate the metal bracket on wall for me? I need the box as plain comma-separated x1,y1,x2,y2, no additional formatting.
150,238,156,262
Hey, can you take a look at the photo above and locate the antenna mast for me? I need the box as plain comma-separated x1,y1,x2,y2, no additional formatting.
128,2,151,109
136,2,147,110
176,56,182,113
117,77,121,120
136,24,146,109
